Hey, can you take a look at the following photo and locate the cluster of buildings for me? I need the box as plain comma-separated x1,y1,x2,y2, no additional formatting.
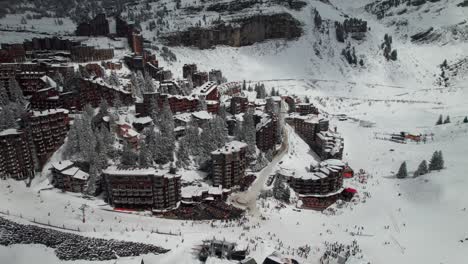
135,67,223,117
0,37,114,64
285,110,343,160
279,102,352,209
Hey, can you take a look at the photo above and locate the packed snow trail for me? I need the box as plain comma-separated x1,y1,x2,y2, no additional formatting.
229,125,289,217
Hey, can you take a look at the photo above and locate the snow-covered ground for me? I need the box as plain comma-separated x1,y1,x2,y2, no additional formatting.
1,0,468,263
2,76,468,263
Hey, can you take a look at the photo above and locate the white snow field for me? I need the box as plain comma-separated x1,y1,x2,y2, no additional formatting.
1,0,468,263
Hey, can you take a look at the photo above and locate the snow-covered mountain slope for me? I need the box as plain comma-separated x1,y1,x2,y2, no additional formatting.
132,0,466,90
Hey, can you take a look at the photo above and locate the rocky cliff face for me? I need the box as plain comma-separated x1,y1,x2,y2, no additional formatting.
161,13,303,49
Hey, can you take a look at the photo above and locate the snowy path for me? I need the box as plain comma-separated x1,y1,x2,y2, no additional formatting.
229,124,289,216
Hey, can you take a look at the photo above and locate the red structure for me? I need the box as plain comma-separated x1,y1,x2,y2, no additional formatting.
0,129,35,180
71,46,114,62
136,92,200,117
78,77,134,109
82,63,105,77
130,31,144,55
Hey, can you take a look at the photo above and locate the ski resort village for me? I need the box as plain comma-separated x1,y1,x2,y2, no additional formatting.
0,0,467,264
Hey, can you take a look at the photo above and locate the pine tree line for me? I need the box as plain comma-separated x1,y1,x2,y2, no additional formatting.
435,114,451,125
396,150,445,179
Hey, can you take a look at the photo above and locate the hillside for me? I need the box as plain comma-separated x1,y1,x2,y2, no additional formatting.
0,1,467,264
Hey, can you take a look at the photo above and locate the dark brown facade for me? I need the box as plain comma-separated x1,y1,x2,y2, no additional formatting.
76,14,110,36
211,141,248,189
23,109,70,166
71,46,114,62
255,114,278,152
136,92,200,117
0,129,35,180
102,166,181,211
230,96,249,115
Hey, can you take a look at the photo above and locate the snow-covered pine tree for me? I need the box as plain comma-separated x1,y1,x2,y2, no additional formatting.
242,109,257,157
437,150,444,170
0,105,17,130
64,118,80,158
265,97,278,114
8,77,25,105
144,73,155,93
266,149,274,161
396,161,408,179
78,113,97,163
112,95,122,109
429,150,444,171
198,97,207,111
107,71,120,87
138,140,152,167
0,81,9,106
436,114,443,125
52,71,65,88
86,162,99,196
444,115,450,124
121,141,137,166
218,105,227,121
153,100,175,164
185,121,201,156
176,138,190,169
414,160,428,177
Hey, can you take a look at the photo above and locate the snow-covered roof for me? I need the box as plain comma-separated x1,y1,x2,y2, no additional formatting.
40,75,58,89
254,99,266,106
73,170,89,181
211,140,248,155
191,81,217,96
51,160,74,172
30,108,69,117
192,110,212,120
174,112,192,123
59,166,89,181
256,114,273,131
84,77,131,95
0,128,23,137
102,166,180,179
133,116,153,124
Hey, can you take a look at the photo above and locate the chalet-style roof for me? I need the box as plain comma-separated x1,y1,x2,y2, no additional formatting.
60,166,89,181
51,160,74,171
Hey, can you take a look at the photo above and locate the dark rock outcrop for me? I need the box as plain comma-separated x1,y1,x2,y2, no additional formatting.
161,13,303,49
